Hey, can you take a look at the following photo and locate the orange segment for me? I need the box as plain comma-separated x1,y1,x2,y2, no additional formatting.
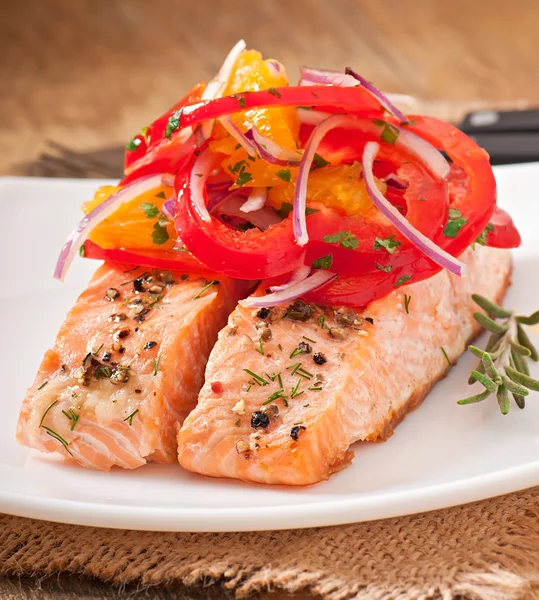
82,184,176,251
267,163,375,217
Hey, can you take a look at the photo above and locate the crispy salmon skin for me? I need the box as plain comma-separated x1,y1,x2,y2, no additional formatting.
177,246,512,485
17,263,251,469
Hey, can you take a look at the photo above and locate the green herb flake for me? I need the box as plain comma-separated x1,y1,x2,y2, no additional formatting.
155,191,167,200
302,336,317,343
152,355,161,376
192,279,218,301
140,202,159,218
374,235,401,255
61,408,80,431
419,195,426,202
318,315,326,329
312,254,333,270
152,221,170,245
123,409,139,426
236,171,252,187
243,369,269,386
476,223,496,246
376,264,393,273
255,337,265,355
323,230,359,250
441,346,452,367
291,378,303,399
164,108,184,138
79,245,85,257
404,294,412,314
42,426,72,456
395,274,412,287
126,137,142,151
448,207,463,220
372,119,400,145
267,87,282,98
443,217,467,238
37,381,48,391
313,153,330,169
40,400,58,427
276,169,292,183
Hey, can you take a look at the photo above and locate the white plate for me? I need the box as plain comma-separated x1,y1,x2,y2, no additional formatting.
1,166,538,532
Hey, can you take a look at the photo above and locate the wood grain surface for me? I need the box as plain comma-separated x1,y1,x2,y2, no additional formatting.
1,0,537,598
2,0,539,175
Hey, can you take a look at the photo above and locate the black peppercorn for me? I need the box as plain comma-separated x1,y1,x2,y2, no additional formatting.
133,278,146,293
144,341,157,350
256,307,271,320
290,425,306,441
251,411,270,429
313,352,327,365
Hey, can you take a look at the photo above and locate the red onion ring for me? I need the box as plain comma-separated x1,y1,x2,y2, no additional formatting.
54,173,164,281
266,59,285,78
218,116,256,156
297,108,333,125
299,66,359,88
217,195,281,230
189,148,220,222
161,198,176,220
239,270,336,308
383,174,408,190
269,265,311,292
240,187,267,213
363,141,464,276
344,67,408,123
244,128,302,166
200,39,246,139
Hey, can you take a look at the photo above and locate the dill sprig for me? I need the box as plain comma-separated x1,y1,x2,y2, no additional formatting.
458,294,539,414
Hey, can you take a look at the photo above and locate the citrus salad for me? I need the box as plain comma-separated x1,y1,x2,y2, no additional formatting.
55,40,521,308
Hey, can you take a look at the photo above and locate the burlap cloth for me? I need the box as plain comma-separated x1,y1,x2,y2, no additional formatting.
1,487,538,599
2,149,538,599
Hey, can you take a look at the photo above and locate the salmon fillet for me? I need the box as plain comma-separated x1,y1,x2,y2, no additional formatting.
177,245,512,485
17,263,251,469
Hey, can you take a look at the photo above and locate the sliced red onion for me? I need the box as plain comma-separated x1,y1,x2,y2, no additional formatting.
200,39,246,139
239,270,336,308
218,116,256,155
54,174,164,281
194,126,206,148
344,67,407,123
299,66,359,88
244,128,302,165
363,141,464,277
269,265,310,292
207,183,239,212
161,198,176,220
240,187,267,213
266,59,285,78
189,148,220,222
294,113,450,245
383,174,408,190
297,108,333,125
218,195,281,230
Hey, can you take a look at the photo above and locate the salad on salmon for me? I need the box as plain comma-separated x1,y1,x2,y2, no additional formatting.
17,41,538,484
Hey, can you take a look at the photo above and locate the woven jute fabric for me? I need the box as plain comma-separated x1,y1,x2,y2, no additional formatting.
1,488,538,600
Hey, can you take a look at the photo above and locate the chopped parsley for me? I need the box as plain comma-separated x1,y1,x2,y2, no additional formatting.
395,274,412,287
374,235,401,254
476,223,496,246
230,94,246,108
276,169,292,182
373,119,400,145
313,153,330,169
312,254,333,270
236,171,252,187
230,159,247,174
267,87,282,98
274,202,319,219
323,230,359,250
140,202,159,218
79,245,85,257
164,108,184,138
376,264,393,273
123,409,139,426
125,137,142,151
155,191,167,200
443,216,467,238
152,221,170,245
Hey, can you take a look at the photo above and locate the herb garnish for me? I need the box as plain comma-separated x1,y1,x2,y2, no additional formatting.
37,381,48,391
126,137,142,151
243,369,269,386
374,235,401,254
274,202,319,219
155,191,167,200
376,264,393,273
152,221,170,245
458,295,539,413
123,409,139,426
404,294,412,314
303,336,317,343
152,355,161,376
395,274,412,287
476,223,496,246
255,337,265,355
267,87,281,98
230,94,246,108
291,378,303,399
192,280,218,300
312,254,333,270
323,230,359,250
443,207,468,238
276,169,292,182
236,171,252,187
441,346,452,366
40,400,58,426
165,108,184,138
140,202,159,218
61,408,80,431
42,426,73,456
373,119,400,145
313,153,330,169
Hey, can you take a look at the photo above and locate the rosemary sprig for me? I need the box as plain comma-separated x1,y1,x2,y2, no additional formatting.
458,295,539,414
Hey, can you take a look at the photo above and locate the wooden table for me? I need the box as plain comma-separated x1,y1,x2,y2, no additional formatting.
1,0,538,597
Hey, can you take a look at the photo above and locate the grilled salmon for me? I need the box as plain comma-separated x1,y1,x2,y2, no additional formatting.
177,245,512,485
17,263,251,469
